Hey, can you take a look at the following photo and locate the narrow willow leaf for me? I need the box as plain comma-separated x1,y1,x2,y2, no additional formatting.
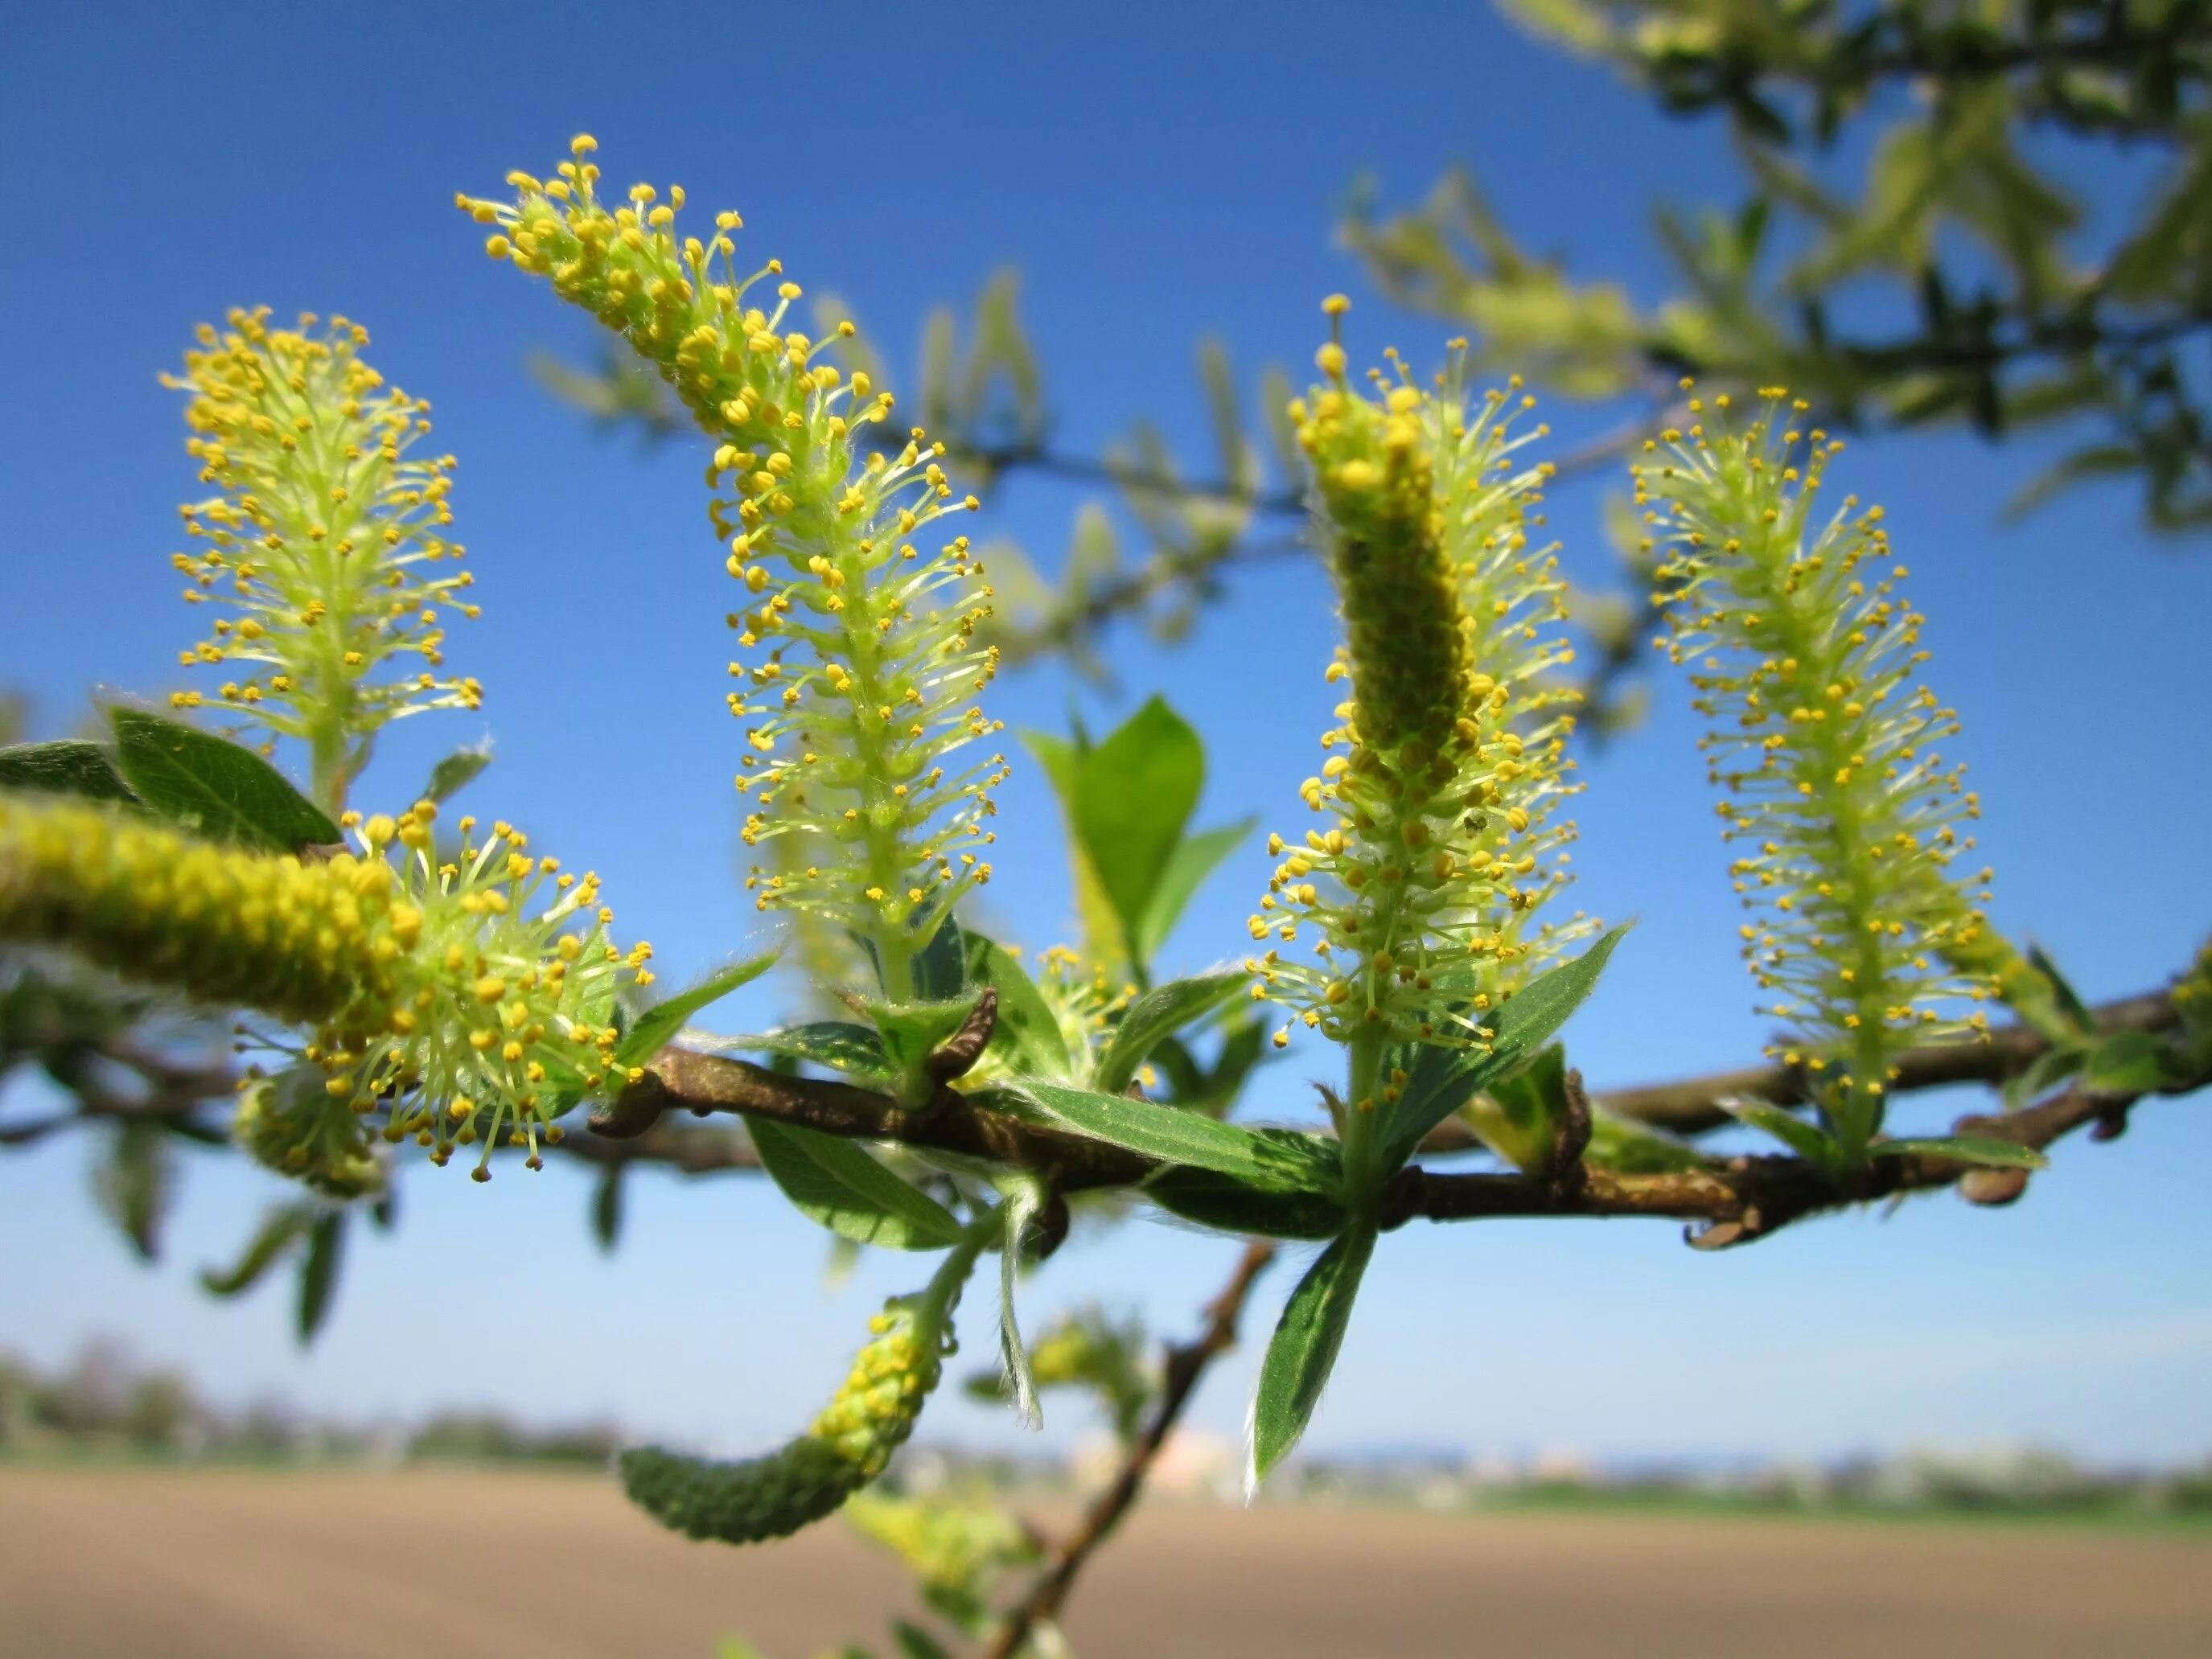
1379,925,1628,1168
1070,696,1203,956
1093,968,1249,1098
200,1203,319,1296
1585,1109,1712,1174
1873,1135,2048,1170
894,1624,958,1659
0,739,138,805
997,1181,1045,1429
93,1120,172,1263
708,1021,893,1081
421,741,493,805
964,934,1073,1079
1147,1168,1347,1239
591,1166,623,1254
1133,817,1256,964
1250,1223,1375,1489
910,914,969,1002
108,706,340,852
2079,1029,2174,1094
1726,1099,1839,1166
295,1211,346,1345
1018,1080,1334,1192
750,1118,967,1250
613,952,779,1070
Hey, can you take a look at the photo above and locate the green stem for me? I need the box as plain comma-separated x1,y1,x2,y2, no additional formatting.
1341,1027,1388,1207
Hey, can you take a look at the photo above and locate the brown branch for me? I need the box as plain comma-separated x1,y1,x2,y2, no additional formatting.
1421,988,2178,1145
1388,1065,2195,1247
595,1047,1155,1193
983,1241,1277,1659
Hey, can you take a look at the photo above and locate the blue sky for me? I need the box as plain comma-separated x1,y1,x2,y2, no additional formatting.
2,1,2207,1467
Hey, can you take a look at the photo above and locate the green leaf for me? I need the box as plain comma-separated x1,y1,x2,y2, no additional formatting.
421,741,492,805
0,738,138,805
864,996,980,1102
1146,1168,1347,1238
108,706,340,852
997,1181,1045,1429
93,1119,173,1262
1726,1099,1839,1166
296,1211,346,1345
590,1166,623,1254
2080,1029,2173,1094
199,1203,319,1296
748,1118,967,1250
713,1021,892,1082
1093,968,1250,1098
892,1624,956,1659
613,952,778,1070
1873,1135,2049,1170
2025,944,2093,1033
910,915,969,1002
1250,1222,1374,1488
1379,926,1628,1168
1133,818,1256,963
1584,1109,1712,1174
1464,1042,1569,1172
963,934,1072,1080
1017,1080,1334,1193
1070,696,1204,960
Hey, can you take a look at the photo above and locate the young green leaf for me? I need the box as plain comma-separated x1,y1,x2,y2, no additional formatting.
1017,1080,1334,1193
296,1210,346,1345
2080,1029,2176,1094
1463,1042,1570,1173
963,934,1073,1079
0,739,138,805
707,1021,893,1082
1069,696,1203,957
997,1181,1046,1429
591,1166,623,1254
93,1119,173,1262
109,707,342,852
1133,817,1256,964
1726,1099,1840,1167
1873,1135,2049,1170
1250,1222,1375,1489
910,915,970,1001
1146,1168,1347,1239
893,1624,958,1659
199,1203,319,1296
865,997,983,1101
1379,925,1628,1168
421,741,493,805
1585,1109,1714,1174
749,1119,968,1250
1093,968,1249,1097
613,952,779,1070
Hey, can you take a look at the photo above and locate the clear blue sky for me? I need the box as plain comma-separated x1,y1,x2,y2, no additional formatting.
2,1,2207,1468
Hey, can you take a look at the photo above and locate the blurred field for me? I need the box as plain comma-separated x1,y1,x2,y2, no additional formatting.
2,1467,2208,1657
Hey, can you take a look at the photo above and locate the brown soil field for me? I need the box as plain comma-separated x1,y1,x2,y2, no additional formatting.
1,1467,2207,1658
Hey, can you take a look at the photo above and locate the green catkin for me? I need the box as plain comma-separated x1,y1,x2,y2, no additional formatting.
164,308,483,809
1248,305,1586,1079
619,1237,984,1546
0,794,648,1176
462,138,1006,998
1634,385,1998,1156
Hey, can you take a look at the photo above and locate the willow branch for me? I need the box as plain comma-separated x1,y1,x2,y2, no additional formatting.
1422,987,2178,1145
1389,1064,2196,1248
983,1240,1277,1659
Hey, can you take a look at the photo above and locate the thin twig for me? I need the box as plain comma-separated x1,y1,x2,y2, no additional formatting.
983,1241,1277,1659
